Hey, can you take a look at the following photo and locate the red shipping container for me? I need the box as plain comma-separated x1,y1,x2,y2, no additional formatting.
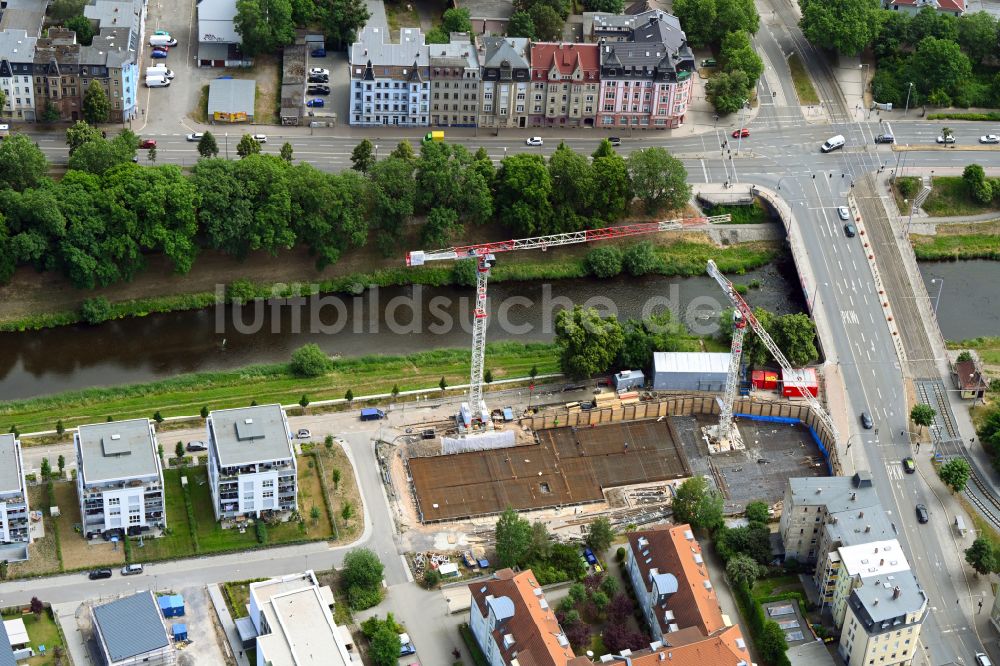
782,368,818,397
751,370,779,390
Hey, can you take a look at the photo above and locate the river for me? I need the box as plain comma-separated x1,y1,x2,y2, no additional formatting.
919,260,1000,341
0,263,805,401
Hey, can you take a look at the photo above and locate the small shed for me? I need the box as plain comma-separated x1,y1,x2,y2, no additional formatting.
781,368,819,398
207,78,256,123
613,369,645,391
438,562,460,578
502,407,514,421
158,594,185,618
172,624,188,642
653,352,730,391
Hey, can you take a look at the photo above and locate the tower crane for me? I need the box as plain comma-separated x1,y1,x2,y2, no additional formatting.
406,215,731,433
706,259,838,452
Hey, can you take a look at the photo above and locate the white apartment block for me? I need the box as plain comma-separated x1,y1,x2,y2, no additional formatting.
349,26,429,127
838,571,927,666
75,419,166,539
829,540,910,628
206,405,297,522
0,435,29,557
0,31,37,121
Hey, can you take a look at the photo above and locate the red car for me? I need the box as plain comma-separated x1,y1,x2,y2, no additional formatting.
731,128,750,138
139,139,156,149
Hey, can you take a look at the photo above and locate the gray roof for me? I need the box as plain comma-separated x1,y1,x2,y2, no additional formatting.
208,405,293,467
198,0,240,43
479,36,529,69
824,503,894,548
207,78,255,116
0,435,22,495
350,25,427,68
0,0,46,36
77,419,160,485
93,592,170,662
787,473,879,513
653,352,730,375
0,613,14,666
0,29,37,63
84,0,142,37
428,34,479,69
849,571,926,628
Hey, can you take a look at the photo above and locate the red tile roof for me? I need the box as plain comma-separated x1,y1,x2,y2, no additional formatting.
628,625,750,666
628,525,725,636
468,569,576,666
954,360,987,390
530,42,600,80
889,0,964,12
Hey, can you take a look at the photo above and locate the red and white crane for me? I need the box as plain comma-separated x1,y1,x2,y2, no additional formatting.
406,215,730,429
706,259,838,451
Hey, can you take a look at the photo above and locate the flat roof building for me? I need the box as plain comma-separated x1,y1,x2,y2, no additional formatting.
0,435,29,557
830,539,910,628
838,570,927,666
92,591,174,666
75,419,166,539
653,352,731,391
207,77,255,122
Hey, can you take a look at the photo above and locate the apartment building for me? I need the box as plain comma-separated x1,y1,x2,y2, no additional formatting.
477,36,530,130
779,472,882,564
838,570,927,666
429,33,479,127
829,540,910,629
625,525,728,640
0,30,37,120
589,9,695,130
81,0,142,122
813,503,894,610
0,435,29,558
75,419,166,539
33,28,82,121
206,405,297,522
608,625,750,665
527,42,599,128
349,26,430,127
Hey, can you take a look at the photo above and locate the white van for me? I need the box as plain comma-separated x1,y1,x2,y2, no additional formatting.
976,653,993,666
0,124,8,138
146,65,174,79
821,135,846,153
149,34,178,47
145,75,170,88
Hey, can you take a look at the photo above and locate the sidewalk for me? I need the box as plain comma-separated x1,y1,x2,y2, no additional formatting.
207,583,251,666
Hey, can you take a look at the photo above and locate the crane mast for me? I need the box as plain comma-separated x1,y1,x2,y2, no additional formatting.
706,259,838,449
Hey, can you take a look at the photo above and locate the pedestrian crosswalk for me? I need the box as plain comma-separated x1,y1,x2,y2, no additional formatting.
886,461,904,480
841,310,859,325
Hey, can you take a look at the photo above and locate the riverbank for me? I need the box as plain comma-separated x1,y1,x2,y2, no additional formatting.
911,221,1000,261
0,235,782,332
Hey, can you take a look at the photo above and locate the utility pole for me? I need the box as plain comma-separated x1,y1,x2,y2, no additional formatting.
903,82,913,117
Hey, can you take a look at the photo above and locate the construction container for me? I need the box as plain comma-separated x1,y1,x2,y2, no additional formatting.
751,370,779,390
781,368,819,397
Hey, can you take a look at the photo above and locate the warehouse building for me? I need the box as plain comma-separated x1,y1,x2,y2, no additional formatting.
92,591,174,665
652,352,730,391
207,78,255,123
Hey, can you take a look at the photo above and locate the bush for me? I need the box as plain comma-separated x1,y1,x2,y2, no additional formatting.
80,296,114,324
585,246,624,278
423,568,442,589
348,584,382,610
896,176,920,198
290,343,332,377
622,241,660,276
616,546,626,562
226,279,258,303
255,521,268,544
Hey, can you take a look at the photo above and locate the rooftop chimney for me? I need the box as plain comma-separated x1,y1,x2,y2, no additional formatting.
893,586,901,599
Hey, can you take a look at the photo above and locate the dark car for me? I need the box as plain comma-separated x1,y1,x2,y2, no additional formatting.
608,136,621,146
186,441,207,452
844,223,857,238
311,48,327,57
902,457,916,473
306,98,325,107
89,568,113,580
307,85,330,95
139,138,156,149
860,411,873,429
915,503,929,523
307,74,329,84
874,134,894,144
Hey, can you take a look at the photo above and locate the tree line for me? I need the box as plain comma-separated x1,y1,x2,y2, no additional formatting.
234,0,369,55
0,124,692,290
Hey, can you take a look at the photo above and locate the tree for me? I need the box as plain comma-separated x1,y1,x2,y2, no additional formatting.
507,10,536,38
622,241,660,276
627,147,691,213
530,365,538,380
554,305,625,379
390,141,415,161
586,517,614,553
726,553,763,586
56,420,65,436
439,377,448,391
619,312,685,371
29,597,43,617
757,620,789,664
672,0,716,47
528,521,552,561
602,623,647,654
0,135,49,191
591,589,610,612
280,142,294,162
720,30,763,84
369,156,416,254
82,80,111,124
799,0,882,55
584,0,623,10
706,70,751,114
66,121,103,155
40,102,60,123
175,441,185,459
153,411,164,423
341,501,354,520
309,505,321,523
40,458,51,479
198,132,219,158
148,146,157,163
484,368,494,384
672,476,724,531
65,14,96,44
342,548,385,591
441,7,473,33
495,508,532,568
585,246,623,278
963,163,993,205
529,4,562,40
714,0,759,38
319,0,370,49
290,166,369,269
911,403,936,433
548,143,594,230
591,152,632,223
957,351,973,363
234,0,295,56
66,131,137,175
368,624,402,666
939,458,971,493
391,384,400,399
350,138,376,173
422,206,462,246
496,153,553,236
745,500,769,526
299,393,310,408
912,37,971,98
345,388,354,403
599,574,619,598
770,312,819,366
236,133,262,158
332,468,342,490
965,537,998,576
290,343,332,377
57,454,65,475
957,11,997,64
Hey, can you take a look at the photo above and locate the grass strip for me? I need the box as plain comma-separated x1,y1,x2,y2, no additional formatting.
787,53,819,106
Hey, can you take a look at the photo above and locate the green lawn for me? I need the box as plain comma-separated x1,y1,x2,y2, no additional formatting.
4,611,66,666
707,200,773,225
922,176,1000,217
222,579,266,619
948,336,1000,366
787,53,819,105
911,220,1000,261
751,574,801,599
134,469,197,561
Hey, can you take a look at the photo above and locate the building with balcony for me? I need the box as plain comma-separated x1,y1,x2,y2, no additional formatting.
206,405,297,522
813,503,894,610
75,419,166,539
828,540,910,629
0,30,38,121
429,33,479,127
838,570,927,666
0,435,29,560
477,36,529,130
527,42,599,128
349,26,429,127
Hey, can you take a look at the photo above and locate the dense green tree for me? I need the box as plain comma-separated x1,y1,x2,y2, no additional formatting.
496,508,532,568
912,36,971,99
0,135,49,192
720,31,763,84
872,11,911,59
548,143,594,230
622,241,660,277
939,458,971,492
714,0,759,38
390,140,416,161
48,0,85,22
529,4,562,40
554,305,625,378
745,500,770,526
507,10,536,38
957,11,997,64
726,553,763,586
528,521,552,561
586,517,614,553
706,69,751,114
800,0,882,55
319,0,370,49
770,312,819,366
350,138,376,173
909,6,958,43
591,152,631,223
290,343,332,377
342,548,385,592
289,165,368,268
548,542,586,580
963,164,992,204
672,475,724,531
0,186,65,272
236,133,262,158
496,153,553,236
441,7,472,33
627,147,691,213
422,206,462,246
369,156,416,255
966,537,998,575
672,0,716,47
585,246,623,278
368,625,401,666
618,312,684,371
0,215,14,284
65,15,95,45
911,403,936,433
757,620,789,664
584,0,624,10
234,0,295,56
197,131,219,158
67,131,137,175
82,80,110,124
279,142,294,162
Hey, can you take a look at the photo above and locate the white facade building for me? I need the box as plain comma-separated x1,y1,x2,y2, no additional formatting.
0,435,29,557
0,31,37,121
838,571,927,666
349,26,429,127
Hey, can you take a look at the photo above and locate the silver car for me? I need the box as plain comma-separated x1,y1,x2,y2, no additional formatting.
837,206,850,221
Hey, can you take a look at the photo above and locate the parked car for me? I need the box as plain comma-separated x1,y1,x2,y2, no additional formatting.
150,49,168,58
843,223,857,238
153,29,170,36
701,58,717,67
89,568,113,580
979,134,1000,144
874,134,894,144
936,134,956,144
902,457,916,474
399,633,416,656
307,85,330,95
860,411,873,429
976,653,993,666
526,136,544,146
186,441,207,452
121,563,144,576
915,503,929,524
732,127,750,138
185,132,204,142
296,428,312,439
252,134,267,143
307,74,329,83
310,48,327,57
305,98,325,107
837,206,850,221
309,67,330,77
607,136,621,146
139,139,156,149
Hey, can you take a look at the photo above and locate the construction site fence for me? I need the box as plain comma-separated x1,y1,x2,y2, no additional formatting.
733,413,833,475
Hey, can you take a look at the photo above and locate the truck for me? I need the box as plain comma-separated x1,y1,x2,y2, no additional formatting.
360,408,386,421
422,130,444,143
145,75,170,88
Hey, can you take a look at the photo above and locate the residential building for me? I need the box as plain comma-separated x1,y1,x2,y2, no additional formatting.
429,33,480,127
0,618,17,666
604,624,751,666
75,419,166,539
813,503,894,609
0,30,38,121
586,9,695,130
197,0,251,67
953,358,988,401
883,0,964,16
0,434,29,559
527,42,599,128
81,0,142,122
0,0,46,35
779,472,881,564
477,36,530,130
32,28,82,122
247,571,356,666
838,571,927,666
625,525,727,639
349,26,430,127
829,540,910,628
92,591,175,666
468,568,588,666
206,405,297,522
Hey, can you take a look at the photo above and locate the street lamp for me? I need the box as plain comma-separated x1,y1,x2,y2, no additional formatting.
736,99,749,156
931,278,944,315
903,82,914,117
859,63,869,117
